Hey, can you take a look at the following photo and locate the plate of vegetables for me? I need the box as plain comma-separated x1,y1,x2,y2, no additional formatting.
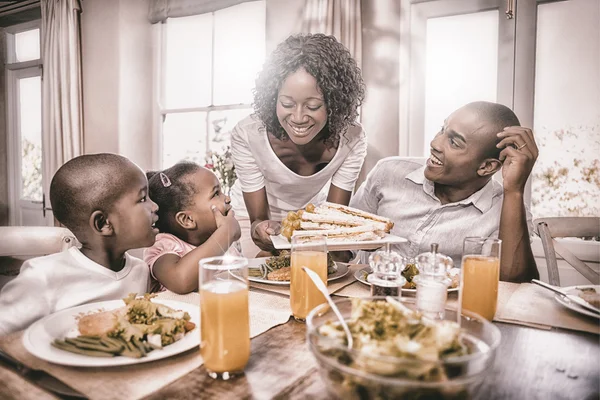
23,294,199,367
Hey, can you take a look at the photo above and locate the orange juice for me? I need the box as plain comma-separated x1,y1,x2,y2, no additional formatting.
461,256,500,321
200,280,250,373
290,250,327,320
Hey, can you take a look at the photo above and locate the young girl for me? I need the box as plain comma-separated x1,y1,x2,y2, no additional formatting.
144,161,241,294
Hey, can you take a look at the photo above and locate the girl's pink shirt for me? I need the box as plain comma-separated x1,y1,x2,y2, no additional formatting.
143,233,241,292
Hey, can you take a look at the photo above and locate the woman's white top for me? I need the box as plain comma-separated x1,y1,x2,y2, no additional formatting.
230,114,367,221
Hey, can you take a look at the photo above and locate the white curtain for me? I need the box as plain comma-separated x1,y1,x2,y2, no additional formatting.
40,0,84,196
301,0,362,67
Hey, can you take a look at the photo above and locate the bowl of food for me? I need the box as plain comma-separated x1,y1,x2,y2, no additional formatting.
306,297,501,400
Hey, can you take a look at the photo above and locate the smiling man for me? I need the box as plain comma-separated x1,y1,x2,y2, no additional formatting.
350,101,539,282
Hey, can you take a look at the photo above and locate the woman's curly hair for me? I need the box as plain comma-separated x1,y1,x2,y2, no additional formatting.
253,33,365,147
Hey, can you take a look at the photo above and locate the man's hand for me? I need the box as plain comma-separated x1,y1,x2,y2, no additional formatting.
211,206,241,241
497,126,539,194
251,219,281,252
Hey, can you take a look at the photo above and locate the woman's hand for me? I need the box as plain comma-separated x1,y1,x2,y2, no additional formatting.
251,219,281,251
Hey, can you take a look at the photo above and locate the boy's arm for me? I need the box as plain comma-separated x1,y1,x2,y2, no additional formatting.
152,209,241,294
496,127,539,282
0,261,51,336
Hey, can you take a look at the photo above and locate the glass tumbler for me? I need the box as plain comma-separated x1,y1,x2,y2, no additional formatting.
199,256,250,380
290,234,328,322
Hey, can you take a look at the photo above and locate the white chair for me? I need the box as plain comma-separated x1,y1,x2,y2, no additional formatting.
534,217,600,286
0,226,78,257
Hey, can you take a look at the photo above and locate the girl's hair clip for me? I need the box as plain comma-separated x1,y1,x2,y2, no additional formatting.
160,172,172,187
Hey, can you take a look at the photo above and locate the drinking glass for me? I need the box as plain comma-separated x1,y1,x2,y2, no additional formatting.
199,256,250,380
460,237,501,321
290,234,328,322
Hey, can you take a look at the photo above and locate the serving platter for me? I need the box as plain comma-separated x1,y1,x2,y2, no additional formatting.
23,299,200,367
247,257,349,286
270,233,407,251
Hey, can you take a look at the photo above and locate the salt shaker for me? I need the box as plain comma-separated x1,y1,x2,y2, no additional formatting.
414,243,453,319
368,249,407,297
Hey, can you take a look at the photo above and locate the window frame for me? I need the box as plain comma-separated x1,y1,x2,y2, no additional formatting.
151,3,265,169
5,20,44,226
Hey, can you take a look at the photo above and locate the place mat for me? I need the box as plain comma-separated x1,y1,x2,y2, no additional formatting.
0,290,293,400
495,283,600,335
248,264,362,297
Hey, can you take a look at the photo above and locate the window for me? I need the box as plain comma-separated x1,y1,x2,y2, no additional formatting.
531,0,600,217
400,0,599,217
156,1,266,168
5,21,45,226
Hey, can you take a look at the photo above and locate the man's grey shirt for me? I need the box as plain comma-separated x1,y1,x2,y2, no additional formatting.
350,158,532,267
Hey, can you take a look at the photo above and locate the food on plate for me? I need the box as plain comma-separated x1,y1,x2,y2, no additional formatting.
578,287,600,308
280,202,394,242
317,298,472,380
362,265,460,290
52,294,196,358
248,250,336,281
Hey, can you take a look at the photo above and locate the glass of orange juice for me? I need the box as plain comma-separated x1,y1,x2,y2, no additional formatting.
460,237,502,321
290,234,327,322
199,256,250,380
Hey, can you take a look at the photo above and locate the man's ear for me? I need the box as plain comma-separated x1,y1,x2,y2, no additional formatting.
175,211,197,230
90,210,113,236
477,158,502,177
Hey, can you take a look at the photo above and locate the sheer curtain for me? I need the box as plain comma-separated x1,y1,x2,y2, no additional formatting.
301,0,362,67
40,0,84,196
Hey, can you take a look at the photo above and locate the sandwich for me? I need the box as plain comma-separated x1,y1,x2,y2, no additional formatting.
281,202,394,242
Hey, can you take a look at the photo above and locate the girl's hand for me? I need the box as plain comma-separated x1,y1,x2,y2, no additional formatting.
251,220,281,251
212,206,241,241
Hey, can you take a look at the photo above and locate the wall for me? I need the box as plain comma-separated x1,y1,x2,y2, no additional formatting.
81,0,153,170
0,31,7,226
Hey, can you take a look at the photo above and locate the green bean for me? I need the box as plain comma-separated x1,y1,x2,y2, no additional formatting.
65,337,121,354
52,340,114,357
100,337,125,353
131,337,147,357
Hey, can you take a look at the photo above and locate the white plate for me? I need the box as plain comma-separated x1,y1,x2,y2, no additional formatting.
23,299,200,367
354,267,459,293
554,285,600,320
270,233,407,251
247,258,349,286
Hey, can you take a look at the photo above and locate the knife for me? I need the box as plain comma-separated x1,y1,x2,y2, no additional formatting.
0,349,87,399
532,279,600,314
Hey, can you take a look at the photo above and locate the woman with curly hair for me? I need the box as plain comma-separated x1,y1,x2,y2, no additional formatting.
229,33,367,256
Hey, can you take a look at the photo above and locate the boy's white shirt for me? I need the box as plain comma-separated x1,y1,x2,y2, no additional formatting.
0,247,149,336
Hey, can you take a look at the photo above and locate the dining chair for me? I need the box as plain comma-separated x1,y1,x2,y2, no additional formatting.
0,226,79,257
533,217,600,286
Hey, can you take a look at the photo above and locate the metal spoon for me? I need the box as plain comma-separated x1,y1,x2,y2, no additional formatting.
302,267,353,350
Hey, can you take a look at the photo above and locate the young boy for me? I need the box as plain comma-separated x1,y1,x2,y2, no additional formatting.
0,153,158,336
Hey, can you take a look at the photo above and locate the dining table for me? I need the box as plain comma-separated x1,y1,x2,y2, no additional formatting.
1,265,599,400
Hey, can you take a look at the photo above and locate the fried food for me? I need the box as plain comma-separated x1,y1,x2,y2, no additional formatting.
267,266,291,281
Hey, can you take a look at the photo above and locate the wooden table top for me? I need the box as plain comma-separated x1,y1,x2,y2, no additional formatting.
1,301,598,400
144,318,600,400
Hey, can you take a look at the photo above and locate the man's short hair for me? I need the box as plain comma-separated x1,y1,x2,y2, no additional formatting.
50,154,138,235
465,101,521,159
